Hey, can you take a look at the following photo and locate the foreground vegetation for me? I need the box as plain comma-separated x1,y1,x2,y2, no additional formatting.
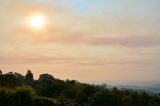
0,70,160,106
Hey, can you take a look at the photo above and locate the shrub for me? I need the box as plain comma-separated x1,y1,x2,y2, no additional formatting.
11,86,35,106
33,97,55,106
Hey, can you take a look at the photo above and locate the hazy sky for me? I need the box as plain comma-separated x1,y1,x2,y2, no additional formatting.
0,0,160,84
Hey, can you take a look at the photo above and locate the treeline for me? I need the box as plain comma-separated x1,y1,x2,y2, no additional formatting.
0,70,160,106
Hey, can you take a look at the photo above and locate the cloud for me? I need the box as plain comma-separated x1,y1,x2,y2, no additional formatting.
0,53,75,65
1,21,159,48
34,31,160,48
88,35,160,48
1,0,159,48
3,0,63,15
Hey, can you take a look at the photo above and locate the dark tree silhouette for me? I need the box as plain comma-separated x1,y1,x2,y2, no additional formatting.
25,70,34,85
0,70,2,75
39,74,55,81
0,70,160,106
0,72,22,88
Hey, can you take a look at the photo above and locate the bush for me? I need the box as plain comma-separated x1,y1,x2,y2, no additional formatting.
0,88,12,105
33,97,55,106
0,86,57,106
11,86,35,106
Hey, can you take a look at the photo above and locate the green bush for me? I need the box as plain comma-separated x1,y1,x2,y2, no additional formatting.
33,97,55,106
0,88,12,105
11,86,35,106
0,71,160,106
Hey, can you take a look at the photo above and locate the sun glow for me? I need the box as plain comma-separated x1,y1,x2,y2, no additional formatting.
28,14,45,29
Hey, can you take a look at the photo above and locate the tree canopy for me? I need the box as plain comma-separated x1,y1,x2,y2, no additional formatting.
0,70,160,106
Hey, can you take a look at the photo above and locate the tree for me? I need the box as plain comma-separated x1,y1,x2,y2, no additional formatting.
39,74,54,81
14,72,25,85
0,72,22,88
88,91,117,106
66,79,78,85
25,70,34,85
0,70,2,75
12,86,35,106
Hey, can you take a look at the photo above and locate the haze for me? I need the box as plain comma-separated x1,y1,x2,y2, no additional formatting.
0,0,160,84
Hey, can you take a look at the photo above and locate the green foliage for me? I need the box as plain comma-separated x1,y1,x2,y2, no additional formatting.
33,97,55,106
88,91,117,106
13,86,35,97
0,88,13,105
0,71,160,106
0,86,57,106
11,86,35,106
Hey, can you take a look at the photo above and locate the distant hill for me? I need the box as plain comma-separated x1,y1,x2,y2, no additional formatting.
119,85,160,94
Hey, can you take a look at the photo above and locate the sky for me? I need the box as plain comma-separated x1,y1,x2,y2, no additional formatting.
0,0,160,84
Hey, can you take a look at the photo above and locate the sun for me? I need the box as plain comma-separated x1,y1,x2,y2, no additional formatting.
28,14,45,29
